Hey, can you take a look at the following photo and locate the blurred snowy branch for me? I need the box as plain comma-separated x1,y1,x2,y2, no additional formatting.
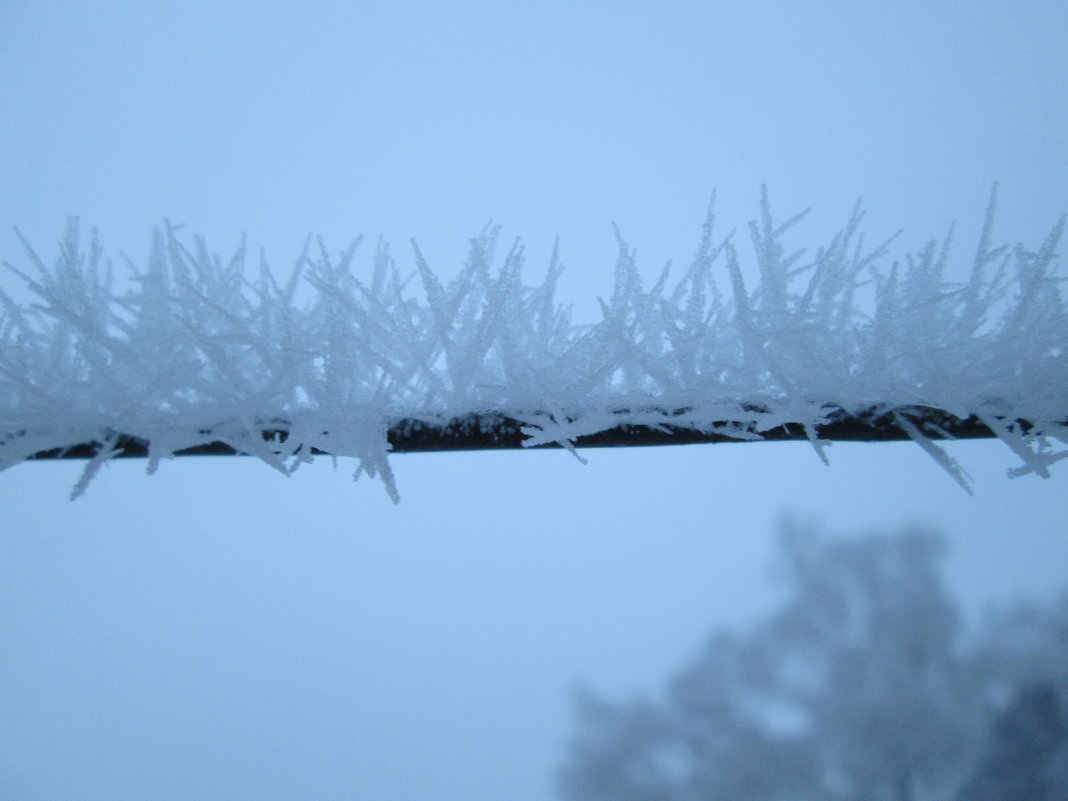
1,189,1066,500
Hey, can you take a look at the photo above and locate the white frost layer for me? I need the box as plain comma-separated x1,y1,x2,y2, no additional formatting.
1,189,1065,500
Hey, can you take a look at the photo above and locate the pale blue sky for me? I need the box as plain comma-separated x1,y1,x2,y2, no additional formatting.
2,3,1068,800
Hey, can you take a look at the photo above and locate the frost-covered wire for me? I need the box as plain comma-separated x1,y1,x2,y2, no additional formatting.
1,189,1065,500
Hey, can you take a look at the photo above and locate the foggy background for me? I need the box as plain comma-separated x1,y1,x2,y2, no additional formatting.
2,2,1067,799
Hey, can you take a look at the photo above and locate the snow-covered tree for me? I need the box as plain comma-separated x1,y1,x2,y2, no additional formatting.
956,593,1068,801
557,525,1066,801
957,682,1068,801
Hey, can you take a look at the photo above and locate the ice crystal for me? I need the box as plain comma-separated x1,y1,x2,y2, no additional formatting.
1,189,1065,500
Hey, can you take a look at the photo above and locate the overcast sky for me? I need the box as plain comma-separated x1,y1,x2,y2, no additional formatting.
2,3,1068,800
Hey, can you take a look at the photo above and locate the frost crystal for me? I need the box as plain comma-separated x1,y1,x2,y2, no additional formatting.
1,189,1065,500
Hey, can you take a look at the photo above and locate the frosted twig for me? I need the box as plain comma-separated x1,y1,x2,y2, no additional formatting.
2,192,1065,500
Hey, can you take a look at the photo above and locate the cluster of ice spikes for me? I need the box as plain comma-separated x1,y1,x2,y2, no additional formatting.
1,189,1065,500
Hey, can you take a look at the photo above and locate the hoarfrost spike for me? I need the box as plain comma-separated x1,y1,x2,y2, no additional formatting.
2,191,1066,500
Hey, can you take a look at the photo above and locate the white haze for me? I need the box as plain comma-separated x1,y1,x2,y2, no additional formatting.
1,3,1067,800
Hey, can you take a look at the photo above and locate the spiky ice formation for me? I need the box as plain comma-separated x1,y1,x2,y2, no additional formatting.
1,189,1065,500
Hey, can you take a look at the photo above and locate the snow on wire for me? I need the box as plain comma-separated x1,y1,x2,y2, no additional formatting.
1,188,1066,501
